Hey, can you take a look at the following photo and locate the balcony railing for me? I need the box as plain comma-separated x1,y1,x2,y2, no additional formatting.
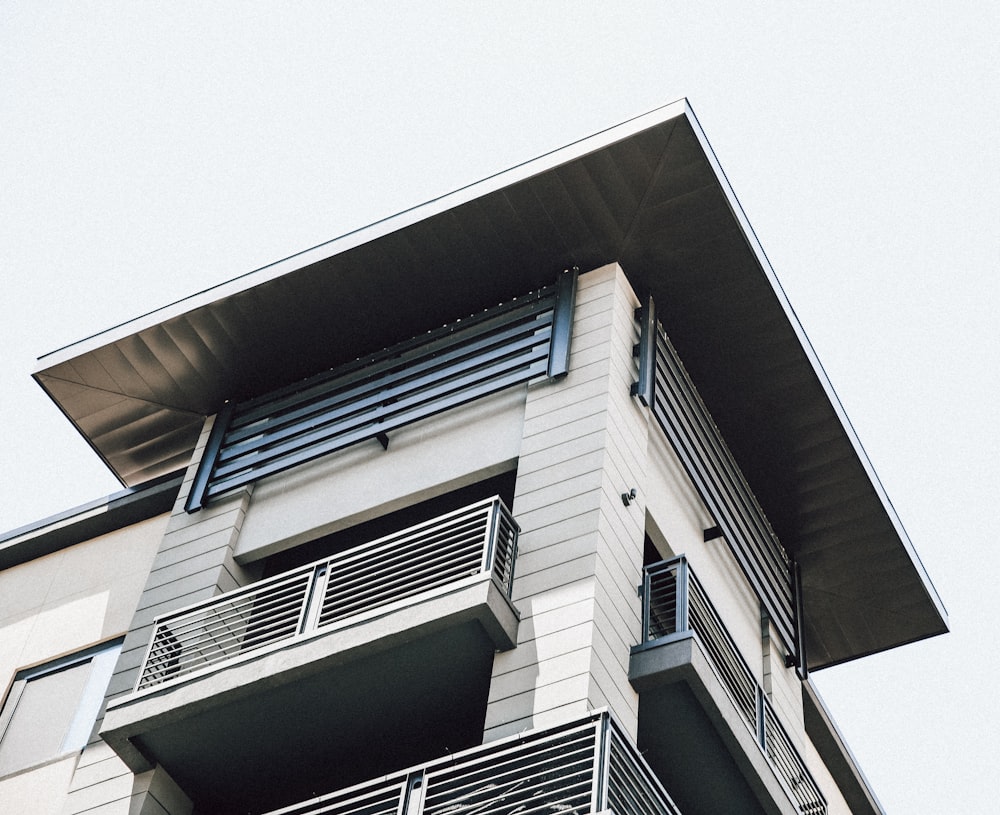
265,711,681,815
634,301,796,657
637,557,826,815
136,497,518,690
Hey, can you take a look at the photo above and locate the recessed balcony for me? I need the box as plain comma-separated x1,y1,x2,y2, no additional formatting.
262,710,681,815
101,497,521,814
629,557,826,815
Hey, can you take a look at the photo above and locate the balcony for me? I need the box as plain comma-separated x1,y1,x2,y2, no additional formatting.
102,498,521,814
629,557,826,815
264,711,681,815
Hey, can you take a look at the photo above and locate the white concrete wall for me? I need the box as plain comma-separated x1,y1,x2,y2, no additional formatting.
236,386,526,561
0,515,166,815
484,263,648,741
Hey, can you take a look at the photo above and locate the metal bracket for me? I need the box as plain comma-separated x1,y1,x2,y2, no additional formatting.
630,296,656,405
185,402,235,513
547,267,578,379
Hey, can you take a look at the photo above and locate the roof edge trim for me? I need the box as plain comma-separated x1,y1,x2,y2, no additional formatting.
680,104,948,630
35,99,691,373
802,679,885,815
0,472,183,570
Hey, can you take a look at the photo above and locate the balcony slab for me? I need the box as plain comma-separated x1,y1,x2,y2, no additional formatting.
102,576,518,814
630,634,799,815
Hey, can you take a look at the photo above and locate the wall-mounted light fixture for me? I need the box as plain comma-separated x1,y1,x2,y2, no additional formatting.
621,488,637,507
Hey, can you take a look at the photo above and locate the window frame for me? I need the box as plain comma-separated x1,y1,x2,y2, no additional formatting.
0,638,122,777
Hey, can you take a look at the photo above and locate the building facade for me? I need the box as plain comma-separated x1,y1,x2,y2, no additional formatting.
0,101,946,815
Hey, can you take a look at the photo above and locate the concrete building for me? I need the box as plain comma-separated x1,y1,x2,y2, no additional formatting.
1,101,947,815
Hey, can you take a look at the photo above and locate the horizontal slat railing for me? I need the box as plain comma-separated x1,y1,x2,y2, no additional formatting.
607,725,682,815
136,497,518,690
263,711,681,815
763,700,827,815
187,271,578,511
648,320,796,657
638,557,826,815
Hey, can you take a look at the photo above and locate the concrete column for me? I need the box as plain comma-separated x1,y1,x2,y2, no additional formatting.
484,263,649,741
101,413,260,735
128,765,193,815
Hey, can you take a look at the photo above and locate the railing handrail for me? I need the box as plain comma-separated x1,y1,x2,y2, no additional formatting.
148,496,513,631
136,496,518,690
262,710,682,815
638,556,827,815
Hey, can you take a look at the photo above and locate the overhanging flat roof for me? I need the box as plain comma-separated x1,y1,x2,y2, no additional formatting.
33,99,947,669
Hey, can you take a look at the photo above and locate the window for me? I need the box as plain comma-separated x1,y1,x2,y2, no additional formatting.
0,640,121,776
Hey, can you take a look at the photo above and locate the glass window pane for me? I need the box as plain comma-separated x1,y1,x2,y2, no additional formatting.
0,661,91,775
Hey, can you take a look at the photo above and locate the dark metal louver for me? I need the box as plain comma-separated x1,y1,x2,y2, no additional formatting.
186,271,577,511
642,313,796,656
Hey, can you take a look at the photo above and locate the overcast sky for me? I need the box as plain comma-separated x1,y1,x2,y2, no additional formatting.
2,4,997,812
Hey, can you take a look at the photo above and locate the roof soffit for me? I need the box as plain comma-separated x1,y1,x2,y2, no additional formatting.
31,102,946,668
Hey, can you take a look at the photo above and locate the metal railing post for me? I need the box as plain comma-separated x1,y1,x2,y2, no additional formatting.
505,516,518,599
299,563,330,635
675,556,689,633
640,566,652,642
593,713,613,814
401,772,424,815
756,686,767,751
482,499,500,577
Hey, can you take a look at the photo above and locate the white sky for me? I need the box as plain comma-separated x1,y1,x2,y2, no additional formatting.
2,3,997,812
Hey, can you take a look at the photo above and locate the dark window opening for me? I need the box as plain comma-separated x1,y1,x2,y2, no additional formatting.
262,470,516,578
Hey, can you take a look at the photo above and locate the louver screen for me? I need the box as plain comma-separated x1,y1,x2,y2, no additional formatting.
186,272,576,511
651,324,796,655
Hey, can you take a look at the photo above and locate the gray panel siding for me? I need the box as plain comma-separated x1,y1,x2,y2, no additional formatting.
485,263,648,742
63,419,255,815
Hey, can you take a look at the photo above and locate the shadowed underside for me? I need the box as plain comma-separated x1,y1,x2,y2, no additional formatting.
33,100,946,670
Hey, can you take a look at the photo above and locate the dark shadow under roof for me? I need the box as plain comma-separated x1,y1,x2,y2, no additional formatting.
32,99,946,670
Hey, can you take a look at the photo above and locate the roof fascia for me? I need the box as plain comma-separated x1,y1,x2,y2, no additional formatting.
680,105,948,631
34,99,690,374
0,472,183,570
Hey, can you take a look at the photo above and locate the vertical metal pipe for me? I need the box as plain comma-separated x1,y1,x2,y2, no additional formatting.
756,686,767,751
547,268,578,379
185,401,235,513
676,556,689,633
792,559,808,679
630,297,656,406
